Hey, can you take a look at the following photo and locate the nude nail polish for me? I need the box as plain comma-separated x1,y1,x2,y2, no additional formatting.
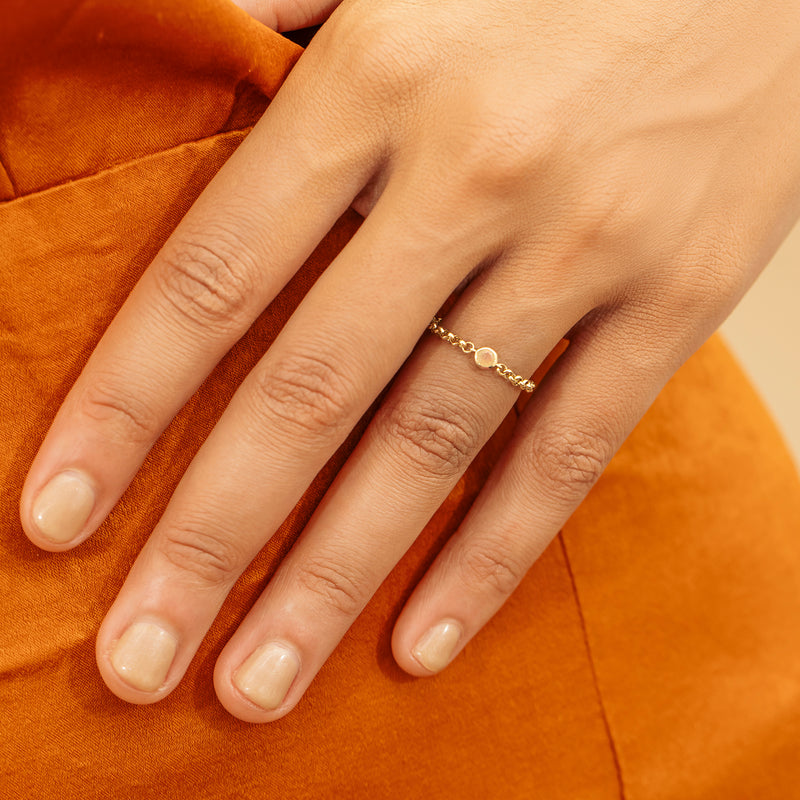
233,643,300,711
412,620,462,673
32,471,95,543
110,621,178,692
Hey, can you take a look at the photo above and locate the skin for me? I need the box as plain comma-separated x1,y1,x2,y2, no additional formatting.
19,0,800,722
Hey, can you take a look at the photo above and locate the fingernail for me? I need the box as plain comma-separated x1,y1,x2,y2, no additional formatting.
233,642,300,711
412,620,462,673
110,621,178,692
32,470,95,543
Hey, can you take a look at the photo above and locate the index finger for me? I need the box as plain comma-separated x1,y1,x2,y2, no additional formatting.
19,43,381,550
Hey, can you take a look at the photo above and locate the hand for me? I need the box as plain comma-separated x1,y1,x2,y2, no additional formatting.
20,0,800,722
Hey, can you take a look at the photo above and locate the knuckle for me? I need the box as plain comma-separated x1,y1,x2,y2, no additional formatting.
458,538,527,597
675,240,745,314
330,10,438,102
293,555,370,618
154,233,258,331
458,102,557,194
469,129,538,188
636,239,746,342
575,182,647,249
77,373,159,445
529,424,614,501
378,394,483,478
248,350,357,444
160,521,245,588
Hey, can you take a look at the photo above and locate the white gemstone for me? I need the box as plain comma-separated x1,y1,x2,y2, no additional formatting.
474,347,498,369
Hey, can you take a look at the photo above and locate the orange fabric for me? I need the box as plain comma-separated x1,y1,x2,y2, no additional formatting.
1,1,799,797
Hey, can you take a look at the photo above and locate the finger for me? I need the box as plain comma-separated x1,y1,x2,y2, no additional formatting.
389,302,692,676
211,266,591,722
19,46,381,551
93,174,487,705
231,0,343,31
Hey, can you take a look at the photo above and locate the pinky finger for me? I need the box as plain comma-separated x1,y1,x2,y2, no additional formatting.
391,306,689,676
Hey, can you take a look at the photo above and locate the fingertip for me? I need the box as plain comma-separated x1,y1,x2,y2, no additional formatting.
21,468,98,551
95,617,182,705
214,643,300,724
392,617,465,678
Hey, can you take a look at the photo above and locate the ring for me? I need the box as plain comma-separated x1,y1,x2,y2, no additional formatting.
427,316,537,393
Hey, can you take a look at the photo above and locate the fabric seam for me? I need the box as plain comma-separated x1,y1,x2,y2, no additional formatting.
558,532,627,800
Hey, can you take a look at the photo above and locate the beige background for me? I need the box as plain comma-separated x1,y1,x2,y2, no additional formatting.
721,221,800,468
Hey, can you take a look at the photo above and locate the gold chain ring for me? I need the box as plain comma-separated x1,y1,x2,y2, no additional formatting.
427,316,536,393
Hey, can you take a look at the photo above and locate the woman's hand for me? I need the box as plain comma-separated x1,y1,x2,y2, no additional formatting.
19,0,800,722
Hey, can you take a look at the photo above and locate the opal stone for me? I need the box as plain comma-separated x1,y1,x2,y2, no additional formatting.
474,347,498,369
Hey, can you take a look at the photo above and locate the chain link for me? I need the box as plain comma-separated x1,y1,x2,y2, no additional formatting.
427,316,536,393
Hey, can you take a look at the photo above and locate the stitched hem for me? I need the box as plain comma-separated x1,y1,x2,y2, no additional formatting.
558,532,627,800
